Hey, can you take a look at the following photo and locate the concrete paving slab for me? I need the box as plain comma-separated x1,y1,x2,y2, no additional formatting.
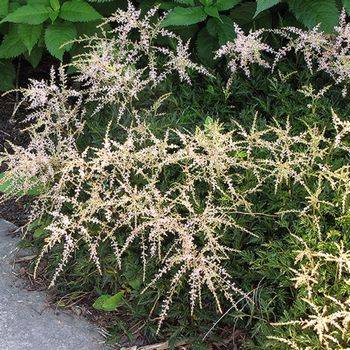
0,219,110,350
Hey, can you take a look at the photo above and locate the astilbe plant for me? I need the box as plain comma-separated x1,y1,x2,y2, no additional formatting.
72,2,210,116
268,231,350,350
2,4,350,345
216,9,350,96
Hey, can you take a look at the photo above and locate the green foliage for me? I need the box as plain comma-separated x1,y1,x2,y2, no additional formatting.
17,23,42,53
287,0,339,32
1,4,51,24
255,0,280,17
20,52,350,348
0,29,26,58
0,0,347,90
0,0,107,90
161,6,207,26
45,22,77,60
0,172,43,196
59,0,102,22
152,0,345,65
0,0,9,17
92,292,125,311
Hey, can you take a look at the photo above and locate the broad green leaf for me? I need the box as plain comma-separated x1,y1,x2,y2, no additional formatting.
0,60,15,90
204,5,220,18
161,6,207,27
92,295,110,310
48,7,59,22
287,0,339,33
17,23,42,53
230,2,256,25
207,15,235,44
0,0,9,18
45,22,77,60
254,0,280,17
216,0,241,11
49,0,60,11
343,0,350,14
60,0,102,22
92,292,125,311
100,292,124,311
0,30,26,58
230,2,271,29
24,46,43,67
1,4,50,24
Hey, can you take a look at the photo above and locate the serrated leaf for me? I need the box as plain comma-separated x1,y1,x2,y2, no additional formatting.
255,0,280,17
1,4,50,24
0,29,26,58
24,46,43,68
216,0,241,11
204,5,220,18
0,0,9,18
60,0,102,22
17,23,42,53
45,22,77,60
48,8,59,22
161,6,207,27
49,0,60,11
287,0,339,33
0,60,15,90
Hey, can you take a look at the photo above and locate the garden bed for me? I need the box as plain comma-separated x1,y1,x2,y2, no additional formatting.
1,2,350,350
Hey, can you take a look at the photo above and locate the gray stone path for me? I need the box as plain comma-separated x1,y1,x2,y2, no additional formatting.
0,219,110,350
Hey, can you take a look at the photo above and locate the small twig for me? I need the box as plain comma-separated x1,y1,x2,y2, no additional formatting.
14,254,37,263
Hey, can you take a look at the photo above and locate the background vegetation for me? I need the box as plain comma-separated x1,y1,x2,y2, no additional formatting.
1,1,350,350
2,0,350,89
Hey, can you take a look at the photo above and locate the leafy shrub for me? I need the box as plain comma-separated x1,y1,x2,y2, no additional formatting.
0,0,126,90
140,0,350,66
1,4,350,349
2,0,350,91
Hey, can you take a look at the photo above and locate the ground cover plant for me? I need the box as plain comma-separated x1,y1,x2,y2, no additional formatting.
1,2,350,349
